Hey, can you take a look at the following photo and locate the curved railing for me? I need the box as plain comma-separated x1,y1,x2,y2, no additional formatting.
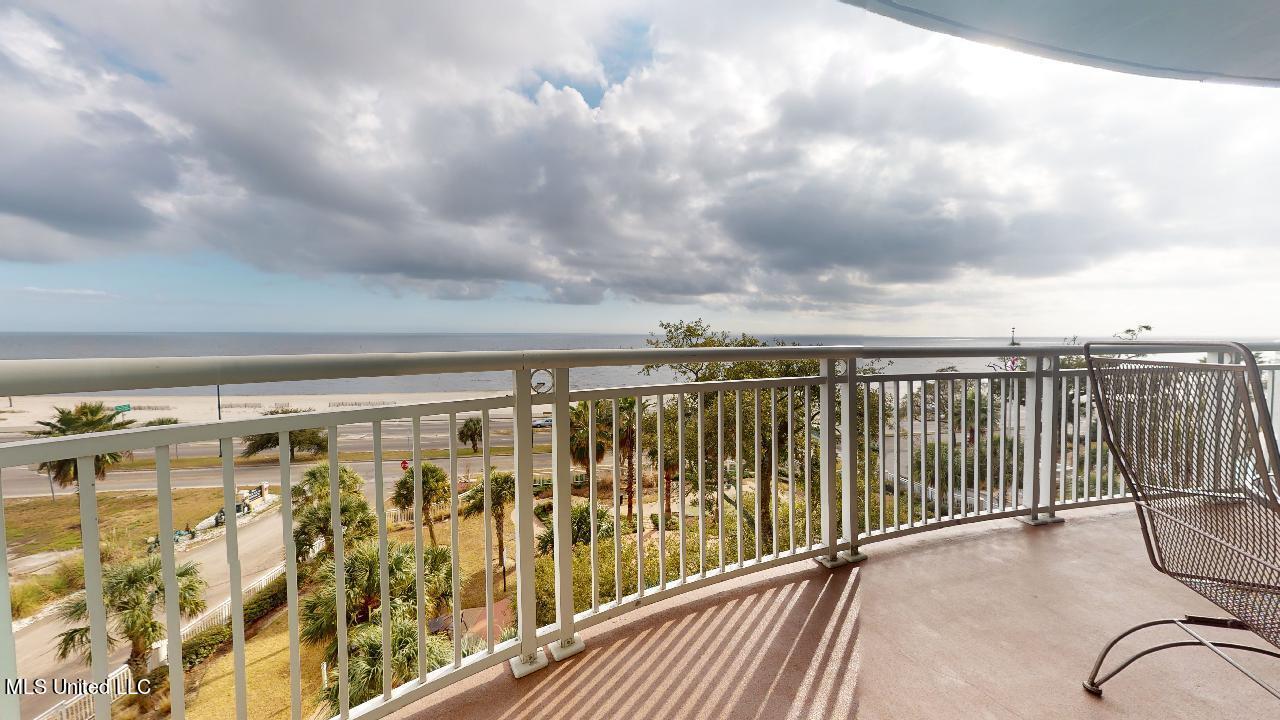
1,341,1276,720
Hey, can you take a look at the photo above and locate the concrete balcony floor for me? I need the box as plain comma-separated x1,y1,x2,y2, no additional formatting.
390,506,1280,720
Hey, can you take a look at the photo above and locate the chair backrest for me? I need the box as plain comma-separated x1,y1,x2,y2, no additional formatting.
1086,341,1280,589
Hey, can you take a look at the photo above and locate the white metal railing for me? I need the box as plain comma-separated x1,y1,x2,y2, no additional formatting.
1,341,1277,720
31,665,132,720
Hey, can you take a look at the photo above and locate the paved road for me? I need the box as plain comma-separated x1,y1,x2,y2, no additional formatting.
16,508,287,719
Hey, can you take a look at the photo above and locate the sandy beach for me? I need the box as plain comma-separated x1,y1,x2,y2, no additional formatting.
0,390,525,432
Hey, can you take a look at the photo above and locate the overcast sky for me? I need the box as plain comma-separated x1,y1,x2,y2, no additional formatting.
2,1,1279,337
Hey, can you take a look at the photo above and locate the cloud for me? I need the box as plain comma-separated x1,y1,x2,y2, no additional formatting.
2,0,1280,325
21,285,113,297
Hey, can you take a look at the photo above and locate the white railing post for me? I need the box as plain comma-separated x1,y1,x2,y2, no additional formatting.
1021,355,1064,526
0,470,19,720
509,367,549,678
548,367,585,661
839,358,867,564
817,359,852,567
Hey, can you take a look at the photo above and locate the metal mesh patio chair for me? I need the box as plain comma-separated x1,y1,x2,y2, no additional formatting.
1084,341,1280,699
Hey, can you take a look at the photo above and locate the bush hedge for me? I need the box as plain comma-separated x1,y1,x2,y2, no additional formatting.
181,625,231,669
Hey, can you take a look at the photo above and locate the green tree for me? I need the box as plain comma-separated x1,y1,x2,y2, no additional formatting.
300,541,450,663
536,502,613,555
569,401,608,472
55,556,206,681
293,463,364,511
458,417,483,452
393,462,450,546
240,408,327,461
294,495,377,561
460,469,515,592
29,402,135,487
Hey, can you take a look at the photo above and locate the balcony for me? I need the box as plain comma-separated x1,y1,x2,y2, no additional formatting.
386,505,1280,720
1,343,1277,719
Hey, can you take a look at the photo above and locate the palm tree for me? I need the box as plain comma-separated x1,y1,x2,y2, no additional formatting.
29,402,135,487
300,540,450,663
393,462,450,545
457,417,483,452
294,494,377,561
615,397,643,518
56,556,206,681
460,468,515,591
293,462,364,511
569,401,608,472
241,408,327,461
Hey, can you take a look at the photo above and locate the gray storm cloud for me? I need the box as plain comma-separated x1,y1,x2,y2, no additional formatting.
1,0,1279,315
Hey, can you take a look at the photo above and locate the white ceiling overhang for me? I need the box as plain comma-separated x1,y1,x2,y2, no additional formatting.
844,0,1280,87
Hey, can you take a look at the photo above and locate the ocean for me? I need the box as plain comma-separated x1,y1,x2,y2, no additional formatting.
0,332,1061,396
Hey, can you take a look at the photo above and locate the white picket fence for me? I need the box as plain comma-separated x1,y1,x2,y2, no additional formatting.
30,534,323,720
31,664,133,720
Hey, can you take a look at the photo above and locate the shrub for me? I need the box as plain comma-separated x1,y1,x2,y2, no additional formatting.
243,573,288,625
9,581,47,618
181,625,231,669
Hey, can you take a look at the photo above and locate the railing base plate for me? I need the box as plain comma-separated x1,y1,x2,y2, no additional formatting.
509,649,549,679
1018,515,1065,526
837,550,868,564
816,553,852,569
549,633,586,661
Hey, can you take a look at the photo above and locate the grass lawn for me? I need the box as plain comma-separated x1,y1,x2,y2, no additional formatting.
184,607,325,720
4,488,228,558
112,444,550,472
5,489,232,618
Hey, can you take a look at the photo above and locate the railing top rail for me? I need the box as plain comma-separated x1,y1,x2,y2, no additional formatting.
2,340,1271,396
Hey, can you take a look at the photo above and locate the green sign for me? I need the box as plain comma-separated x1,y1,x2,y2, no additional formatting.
115,404,131,412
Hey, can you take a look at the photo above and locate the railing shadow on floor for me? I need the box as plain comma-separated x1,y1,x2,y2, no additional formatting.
398,562,863,720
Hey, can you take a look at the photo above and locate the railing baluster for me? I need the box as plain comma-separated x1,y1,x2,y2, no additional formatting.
76,454,113,719
998,379,1006,511
987,380,996,512
0,469,17,720
277,430,302,720
803,384,812,549
787,386,795,553
906,380,914,527
1084,376,1095,499
933,379,941,522
327,427,350,719
770,388,778,555
549,369,583,660
717,390,726,570
1072,375,1082,503
841,360,859,561
156,446,186,720
945,379,955,519
677,393,686,580
218,441,249,720
371,422,392,701
893,382,901,529
917,380,926,523
983,376,993,509
449,414,463,667
411,416,427,678
612,399,622,603
635,393,645,595
698,391,706,572
754,390,762,561
510,368,547,676
588,400,599,610
960,380,968,515
735,390,744,565
878,381,886,531
1013,375,1023,510
481,409,495,653
1060,375,1069,504
657,393,666,587
862,377,872,536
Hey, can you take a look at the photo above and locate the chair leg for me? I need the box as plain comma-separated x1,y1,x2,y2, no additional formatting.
1083,616,1280,699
